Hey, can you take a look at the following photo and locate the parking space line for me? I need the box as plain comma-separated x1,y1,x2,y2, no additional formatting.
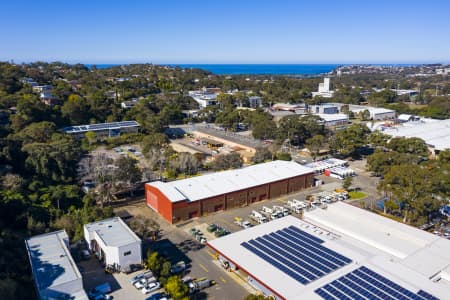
206,249,217,259
199,263,209,273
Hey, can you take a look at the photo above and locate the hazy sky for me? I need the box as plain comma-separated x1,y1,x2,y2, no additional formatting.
1,0,449,63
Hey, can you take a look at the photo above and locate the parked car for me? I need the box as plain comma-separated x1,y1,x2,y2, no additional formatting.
141,282,161,294
134,278,156,289
122,264,142,274
146,292,169,300
130,270,153,284
88,283,111,298
170,261,186,274
207,224,218,232
94,295,113,300
81,249,91,260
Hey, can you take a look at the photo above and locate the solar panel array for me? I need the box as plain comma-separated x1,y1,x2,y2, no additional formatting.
315,266,439,300
240,225,352,285
63,121,139,133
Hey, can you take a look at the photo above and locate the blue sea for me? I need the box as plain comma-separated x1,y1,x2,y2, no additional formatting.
85,63,340,75
85,63,420,75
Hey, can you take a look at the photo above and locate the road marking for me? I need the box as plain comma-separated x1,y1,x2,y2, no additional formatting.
206,249,217,259
220,277,227,283
199,263,209,273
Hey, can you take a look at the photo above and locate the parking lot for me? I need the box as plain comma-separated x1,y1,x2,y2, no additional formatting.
79,158,382,300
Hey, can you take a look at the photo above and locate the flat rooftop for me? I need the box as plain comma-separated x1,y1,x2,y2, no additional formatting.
84,217,141,247
381,119,450,151
208,204,450,300
25,230,87,299
147,160,314,203
63,120,139,134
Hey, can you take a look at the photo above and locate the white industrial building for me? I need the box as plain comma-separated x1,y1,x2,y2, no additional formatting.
314,113,349,127
380,118,450,154
188,90,218,108
330,103,396,120
25,230,88,300
208,203,450,300
84,217,142,269
312,78,334,98
62,121,139,139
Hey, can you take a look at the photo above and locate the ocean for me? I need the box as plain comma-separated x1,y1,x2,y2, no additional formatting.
85,64,340,75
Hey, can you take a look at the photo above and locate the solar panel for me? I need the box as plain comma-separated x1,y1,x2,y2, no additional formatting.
240,226,351,285
287,225,325,244
276,230,350,265
314,266,440,300
418,290,439,300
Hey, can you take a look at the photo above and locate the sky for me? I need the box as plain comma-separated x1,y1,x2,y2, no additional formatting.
0,0,449,64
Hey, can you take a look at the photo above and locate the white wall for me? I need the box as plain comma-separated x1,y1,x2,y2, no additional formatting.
118,242,142,266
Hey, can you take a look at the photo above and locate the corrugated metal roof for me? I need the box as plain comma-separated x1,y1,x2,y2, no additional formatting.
147,160,313,203
383,119,450,151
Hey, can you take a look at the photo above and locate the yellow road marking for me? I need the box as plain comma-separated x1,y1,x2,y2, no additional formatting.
206,249,217,259
199,263,209,273
220,277,227,283
229,273,245,286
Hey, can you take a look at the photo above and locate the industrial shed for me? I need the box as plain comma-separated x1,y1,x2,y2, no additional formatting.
84,217,142,270
145,160,314,224
25,230,88,300
208,205,450,300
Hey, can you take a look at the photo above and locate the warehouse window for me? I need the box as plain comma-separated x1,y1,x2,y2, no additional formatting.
124,251,131,256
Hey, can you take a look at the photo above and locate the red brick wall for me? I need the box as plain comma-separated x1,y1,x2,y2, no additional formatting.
146,172,315,224
145,184,173,223
172,200,201,223
201,195,226,216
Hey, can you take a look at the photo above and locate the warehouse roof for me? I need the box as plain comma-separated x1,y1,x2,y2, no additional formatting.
147,160,314,203
208,205,450,300
25,230,88,300
84,217,141,247
381,119,450,151
63,120,139,134
315,113,349,122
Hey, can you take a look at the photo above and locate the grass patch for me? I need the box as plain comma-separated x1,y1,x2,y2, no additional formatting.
348,191,368,199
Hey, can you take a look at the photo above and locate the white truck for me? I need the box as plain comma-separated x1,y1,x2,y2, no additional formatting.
188,277,215,294
250,210,268,224
261,206,281,220
287,199,307,214
273,205,290,216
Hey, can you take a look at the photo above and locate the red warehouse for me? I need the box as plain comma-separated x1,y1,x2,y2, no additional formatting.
145,160,314,224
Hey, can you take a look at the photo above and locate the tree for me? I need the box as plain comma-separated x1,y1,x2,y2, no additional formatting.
61,94,90,124
141,133,169,154
252,147,272,163
367,131,390,148
251,115,277,140
276,152,292,161
360,109,371,121
342,176,353,190
160,261,172,278
366,150,416,176
85,131,97,147
114,156,142,187
169,152,200,176
386,137,428,156
22,134,81,182
147,251,163,275
329,124,370,157
305,135,326,159
165,276,189,300
378,164,442,223
211,153,243,170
